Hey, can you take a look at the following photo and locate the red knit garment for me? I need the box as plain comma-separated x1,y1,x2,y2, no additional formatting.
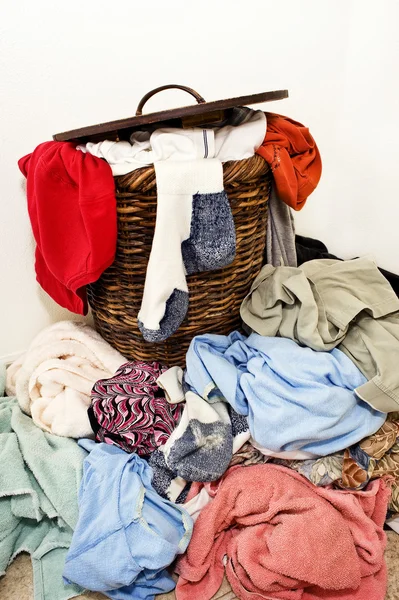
257,112,322,210
19,142,116,315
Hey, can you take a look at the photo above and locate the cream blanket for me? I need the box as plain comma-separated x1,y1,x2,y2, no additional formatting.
6,321,125,438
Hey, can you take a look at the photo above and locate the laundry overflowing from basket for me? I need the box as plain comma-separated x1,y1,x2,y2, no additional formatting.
3,86,399,600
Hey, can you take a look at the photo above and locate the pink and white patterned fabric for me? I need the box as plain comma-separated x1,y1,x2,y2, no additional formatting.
89,361,183,456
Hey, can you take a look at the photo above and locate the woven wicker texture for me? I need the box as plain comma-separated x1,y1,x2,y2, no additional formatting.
87,155,271,365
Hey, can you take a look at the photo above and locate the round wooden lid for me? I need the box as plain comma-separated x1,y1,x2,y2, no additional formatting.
53,85,288,143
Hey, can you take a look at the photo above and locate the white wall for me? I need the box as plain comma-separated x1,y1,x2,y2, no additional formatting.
1,0,398,359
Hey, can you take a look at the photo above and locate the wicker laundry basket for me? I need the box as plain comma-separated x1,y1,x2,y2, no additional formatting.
53,85,285,366
87,154,271,365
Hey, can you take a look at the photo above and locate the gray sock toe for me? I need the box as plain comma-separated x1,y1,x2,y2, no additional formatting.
138,288,189,342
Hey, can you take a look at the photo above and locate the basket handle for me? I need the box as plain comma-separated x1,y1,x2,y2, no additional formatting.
135,85,206,116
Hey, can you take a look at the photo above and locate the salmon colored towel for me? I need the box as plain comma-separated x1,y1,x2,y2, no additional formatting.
256,113,322,210
176,464,390,600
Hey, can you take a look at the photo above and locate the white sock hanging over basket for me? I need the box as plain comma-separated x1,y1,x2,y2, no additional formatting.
138,158,236,341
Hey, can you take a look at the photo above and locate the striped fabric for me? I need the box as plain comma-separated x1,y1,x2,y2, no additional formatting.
89,361,183,456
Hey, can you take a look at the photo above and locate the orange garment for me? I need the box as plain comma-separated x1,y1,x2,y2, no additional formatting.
256,113,322,210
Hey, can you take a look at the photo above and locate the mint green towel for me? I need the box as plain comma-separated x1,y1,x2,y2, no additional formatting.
0,363,87,600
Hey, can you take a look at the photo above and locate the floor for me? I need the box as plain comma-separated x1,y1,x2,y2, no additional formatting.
1,532,399,599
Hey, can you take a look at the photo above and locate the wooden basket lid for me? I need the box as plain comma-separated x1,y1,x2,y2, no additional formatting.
53,84,288,143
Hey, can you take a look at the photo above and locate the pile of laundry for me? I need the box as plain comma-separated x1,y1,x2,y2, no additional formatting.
2,248,399,600
17,108,320,339
2,107,399,600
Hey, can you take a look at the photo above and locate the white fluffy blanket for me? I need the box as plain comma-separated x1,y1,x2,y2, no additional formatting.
6,321,125,438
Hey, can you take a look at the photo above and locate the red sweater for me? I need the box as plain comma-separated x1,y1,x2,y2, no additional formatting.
19,142,116,315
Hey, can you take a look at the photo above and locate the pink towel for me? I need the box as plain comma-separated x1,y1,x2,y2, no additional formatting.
176,464,391,600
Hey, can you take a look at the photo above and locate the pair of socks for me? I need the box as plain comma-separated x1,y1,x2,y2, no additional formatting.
138,159,235,342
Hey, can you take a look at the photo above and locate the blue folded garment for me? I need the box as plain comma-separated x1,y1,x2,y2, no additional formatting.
184,332,386,458
63,440,193,600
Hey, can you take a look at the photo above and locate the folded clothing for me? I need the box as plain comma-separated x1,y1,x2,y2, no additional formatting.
18,141,116,315
185,331,385,458
176,464,391,600
240,257,399,412
89,361,183,455
63,440,193,600
6,321,125,438
0,364,86,600
256,112,322,210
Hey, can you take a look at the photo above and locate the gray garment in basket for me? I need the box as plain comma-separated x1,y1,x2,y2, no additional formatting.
265,184,297,267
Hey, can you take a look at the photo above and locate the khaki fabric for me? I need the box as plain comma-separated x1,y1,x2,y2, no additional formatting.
240,257,399,413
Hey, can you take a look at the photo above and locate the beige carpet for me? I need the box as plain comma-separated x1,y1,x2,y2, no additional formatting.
1,532,399,599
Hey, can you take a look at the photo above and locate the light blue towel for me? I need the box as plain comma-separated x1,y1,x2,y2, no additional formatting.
184,332,386,457
63,440,193,600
